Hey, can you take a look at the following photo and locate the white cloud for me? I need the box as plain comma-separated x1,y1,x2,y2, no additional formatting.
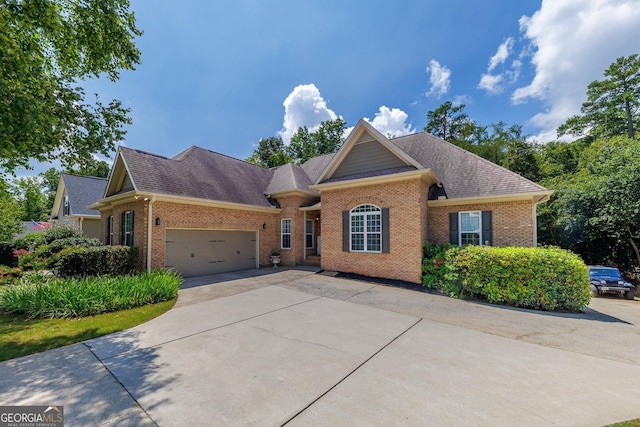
488,37,514,72
478,37,517,95
478,74,504,95
363,106,415,138
279,84,338,144
425,59,451,98
512,0,640,141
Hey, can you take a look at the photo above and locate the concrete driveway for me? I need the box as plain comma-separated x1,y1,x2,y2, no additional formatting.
1,268,640,426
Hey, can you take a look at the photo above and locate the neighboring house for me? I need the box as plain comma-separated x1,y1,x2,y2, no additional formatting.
51,173,108,239
90,120,551,283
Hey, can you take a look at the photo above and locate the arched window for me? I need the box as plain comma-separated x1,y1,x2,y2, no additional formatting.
350,204,382,252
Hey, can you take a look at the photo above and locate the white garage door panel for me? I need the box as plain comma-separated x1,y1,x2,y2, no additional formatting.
165,230,257,277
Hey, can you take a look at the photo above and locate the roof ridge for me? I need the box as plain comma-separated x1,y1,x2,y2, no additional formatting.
121,146,171,160
173,145,272,171
62,173,108,181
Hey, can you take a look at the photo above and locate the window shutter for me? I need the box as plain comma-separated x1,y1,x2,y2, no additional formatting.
342,210,349,252
120,212,125,245
449,212,459,245
382,208,390,253
482,210,492,246
130,210,135,245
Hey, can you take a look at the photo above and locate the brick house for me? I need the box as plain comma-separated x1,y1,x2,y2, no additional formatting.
90,120,551,284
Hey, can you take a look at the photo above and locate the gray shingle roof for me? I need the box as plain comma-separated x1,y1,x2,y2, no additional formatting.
389,132,547,199
120,146,275,207
264,163,316,195
62,174,107,216
115,129,546,208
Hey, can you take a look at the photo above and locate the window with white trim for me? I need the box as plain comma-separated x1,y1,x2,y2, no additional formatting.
459,211,481,246
281,219,291,249
350,205,381,252
305,219,314,248
63,195,70,216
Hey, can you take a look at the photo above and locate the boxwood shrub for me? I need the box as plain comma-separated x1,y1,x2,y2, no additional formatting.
423,244,591,312
55,246,139,277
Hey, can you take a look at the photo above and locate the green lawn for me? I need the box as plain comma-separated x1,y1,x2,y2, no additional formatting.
0,298,176,362
607,420,640,427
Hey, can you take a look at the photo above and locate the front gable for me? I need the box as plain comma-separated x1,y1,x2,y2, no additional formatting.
316,120,423,184
105,150,136,197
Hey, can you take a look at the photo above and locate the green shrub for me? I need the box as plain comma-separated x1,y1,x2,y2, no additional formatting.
33,237,102,261
54,246,139,277
439,245,590,311
0,270,180,318
12,233,46,252
0,242,16,267
422,242,458,289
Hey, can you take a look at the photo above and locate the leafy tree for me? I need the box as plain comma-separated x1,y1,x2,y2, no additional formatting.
0,189,24,241
558,54,640,140
287,118,347,164
66,158,110,178
502,139,540,182
245,136,291,168
10,177,48,221
0,0,142,174
548,137,640,267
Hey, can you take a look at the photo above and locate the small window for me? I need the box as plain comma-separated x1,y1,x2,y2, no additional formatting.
63,195,70,216
281,219,291,249
121,211,134,246
106,215,114,245
350,204,381,253
459,211,481,246
305,219,314,248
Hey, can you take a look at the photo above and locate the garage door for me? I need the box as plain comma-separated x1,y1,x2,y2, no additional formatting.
165,230,257,277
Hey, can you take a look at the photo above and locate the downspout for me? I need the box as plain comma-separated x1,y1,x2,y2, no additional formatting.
147,196,156,272
79,217,84,233
532,195,549,247
303,211,307,262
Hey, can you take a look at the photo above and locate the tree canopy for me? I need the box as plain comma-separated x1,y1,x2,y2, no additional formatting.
0,0,142,173
246,118,347,167
558,54,640,140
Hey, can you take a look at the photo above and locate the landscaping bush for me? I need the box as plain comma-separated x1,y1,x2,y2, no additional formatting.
33,237,102,261
422,241,458,289
0,270,180,318
12,223,84,252
0,242,16,267
54,246,139,277
435,245,590,311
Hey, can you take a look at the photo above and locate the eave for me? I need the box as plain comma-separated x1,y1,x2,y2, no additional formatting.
90,190,281,214
310,169,439,191
426,191,553,207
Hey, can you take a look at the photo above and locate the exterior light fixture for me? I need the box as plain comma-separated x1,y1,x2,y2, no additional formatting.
155,217,161,226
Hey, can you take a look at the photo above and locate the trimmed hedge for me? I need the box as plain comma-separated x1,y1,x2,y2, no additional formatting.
55,246,139,277
423,244,591,311
33,237,102,260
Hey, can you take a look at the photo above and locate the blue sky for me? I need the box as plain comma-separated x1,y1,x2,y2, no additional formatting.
19,0,640,176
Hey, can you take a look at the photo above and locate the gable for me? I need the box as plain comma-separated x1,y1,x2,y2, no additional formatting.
105,151,136,197
331,138,410,179
317,119,422,183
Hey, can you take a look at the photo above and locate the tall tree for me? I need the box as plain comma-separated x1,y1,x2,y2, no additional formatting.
245,136,291,168
0,188,24,240
424,101,476,143
10,177,48,221
287,118,347,164
558,54,640,140
66,158,110,178
0,0,142,173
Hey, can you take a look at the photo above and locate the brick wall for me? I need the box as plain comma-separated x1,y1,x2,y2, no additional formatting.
150,201,281,269
101,201,147,270
428,200,534,247
274,195,319,266
320,178,427,284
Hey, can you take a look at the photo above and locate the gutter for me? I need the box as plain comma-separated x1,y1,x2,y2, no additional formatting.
532,193,552,246
147,196,156,272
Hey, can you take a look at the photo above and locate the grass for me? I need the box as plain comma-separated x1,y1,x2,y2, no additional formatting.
0,298,176,362
607,420,640,427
